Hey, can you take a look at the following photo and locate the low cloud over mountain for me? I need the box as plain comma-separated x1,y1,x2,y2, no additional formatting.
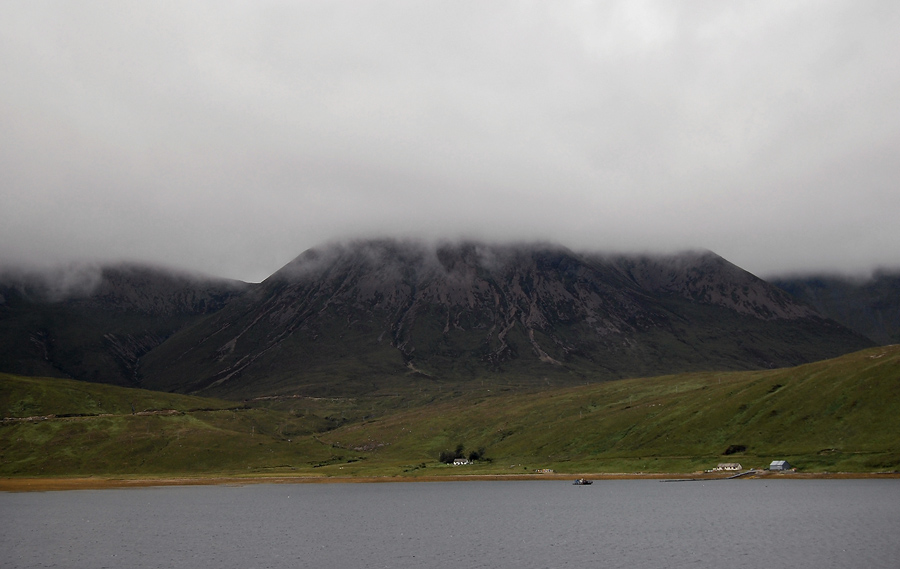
129,240,872,398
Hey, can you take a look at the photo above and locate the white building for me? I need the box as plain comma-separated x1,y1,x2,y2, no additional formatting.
769,460,792,471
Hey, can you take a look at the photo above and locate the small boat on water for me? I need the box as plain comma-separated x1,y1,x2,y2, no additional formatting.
573,478,593,485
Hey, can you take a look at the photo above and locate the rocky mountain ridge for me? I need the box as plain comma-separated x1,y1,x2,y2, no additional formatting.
773,271,900,345
1,241,879,397
0,264,247,385
136,240,872,398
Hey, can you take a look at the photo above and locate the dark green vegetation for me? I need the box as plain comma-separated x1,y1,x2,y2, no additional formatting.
774,271,900,345
4,346,899,477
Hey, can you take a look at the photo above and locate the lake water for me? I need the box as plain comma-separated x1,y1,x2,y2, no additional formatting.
2,479,898,568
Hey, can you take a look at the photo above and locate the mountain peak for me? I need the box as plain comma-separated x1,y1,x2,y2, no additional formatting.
138,240,871,397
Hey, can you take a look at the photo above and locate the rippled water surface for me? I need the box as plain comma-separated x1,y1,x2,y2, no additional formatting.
2,479,899,568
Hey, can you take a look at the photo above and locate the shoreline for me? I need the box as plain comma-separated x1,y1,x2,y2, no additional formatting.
3,471,899,492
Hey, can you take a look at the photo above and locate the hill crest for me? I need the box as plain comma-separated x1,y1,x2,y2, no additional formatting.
138,239,872,397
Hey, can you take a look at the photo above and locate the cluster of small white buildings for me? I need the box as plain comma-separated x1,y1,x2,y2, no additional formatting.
709,460,793,472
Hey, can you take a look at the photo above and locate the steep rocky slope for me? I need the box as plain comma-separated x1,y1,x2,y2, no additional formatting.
773,271,900,345
0,264,248,386
138,240,872,398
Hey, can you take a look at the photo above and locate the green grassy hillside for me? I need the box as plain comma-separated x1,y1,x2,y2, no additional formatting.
0,374,353,476
1,373,237,418
317,344,900,475
3,345,899,478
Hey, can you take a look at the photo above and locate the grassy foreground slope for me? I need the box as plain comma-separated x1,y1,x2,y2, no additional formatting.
2,345,899,478
0,374,353,476
319,345,900,475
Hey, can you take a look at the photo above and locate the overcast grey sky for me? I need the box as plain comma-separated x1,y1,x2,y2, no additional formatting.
1,1,898,282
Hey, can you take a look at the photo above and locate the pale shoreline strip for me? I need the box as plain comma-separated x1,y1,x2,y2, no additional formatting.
2,471,898,492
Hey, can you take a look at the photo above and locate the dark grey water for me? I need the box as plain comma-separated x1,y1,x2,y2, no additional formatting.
2,479,898,569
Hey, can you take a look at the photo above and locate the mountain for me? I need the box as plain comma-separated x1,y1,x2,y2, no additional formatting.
773,271,900,345
0,264,248,386
137,240,873,398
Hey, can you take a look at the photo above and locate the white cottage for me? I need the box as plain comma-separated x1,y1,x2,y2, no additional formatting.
715,463,743,471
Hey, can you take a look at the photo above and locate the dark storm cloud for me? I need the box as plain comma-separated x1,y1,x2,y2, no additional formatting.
1,1,898,282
